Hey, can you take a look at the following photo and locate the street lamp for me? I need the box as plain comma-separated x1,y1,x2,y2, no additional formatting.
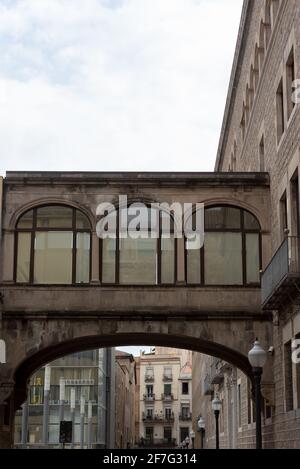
212,395,222,450
190,431,195,449
197,416,205,449
185,436,190,449
248,339,267,450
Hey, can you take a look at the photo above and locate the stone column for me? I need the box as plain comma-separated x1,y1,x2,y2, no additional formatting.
91,232,100,284
176,238,185,284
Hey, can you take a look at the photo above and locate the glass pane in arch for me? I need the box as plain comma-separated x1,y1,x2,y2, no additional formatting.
244,211,260,230
204,233,243,285
76,233,90,283
36,206,73,229
76,210,91,229
246,234,260,284
102,238,116,283
161,237,175,284
34,232,73,284
17,210,33,229
205,207,241,230
16,232,31,282
119,237,157,285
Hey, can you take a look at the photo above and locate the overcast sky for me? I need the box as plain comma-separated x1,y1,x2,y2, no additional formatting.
0,0,242,176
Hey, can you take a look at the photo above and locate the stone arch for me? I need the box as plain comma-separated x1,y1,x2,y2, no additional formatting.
13,330,256,410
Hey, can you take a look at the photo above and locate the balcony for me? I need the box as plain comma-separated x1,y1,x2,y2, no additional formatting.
161,393,174,402
163,374,173,382
143,394,155,402
145,375,154,383
261,236,300,310
142,412,175,423
138,438,177,448
179,412,192,421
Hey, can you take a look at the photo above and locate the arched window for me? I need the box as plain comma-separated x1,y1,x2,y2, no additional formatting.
100,206,176,285
15,205,91,284
185,206,261,286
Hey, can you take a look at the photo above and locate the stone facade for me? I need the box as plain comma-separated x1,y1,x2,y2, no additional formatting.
0,171,273,448
192,0,300,449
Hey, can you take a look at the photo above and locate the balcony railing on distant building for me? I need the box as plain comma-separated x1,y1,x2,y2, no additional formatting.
179,412,192,421
161,393,174,401
143,394,155,402
163,373,173,382
142,412,175,423
138,438,177,448
261,236,300,309
145,374,154,382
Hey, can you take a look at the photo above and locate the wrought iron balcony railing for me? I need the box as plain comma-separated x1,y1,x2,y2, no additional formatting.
145,375,154,382
143,394,155,402
163,374,173,382
161,393,174,401
261,236,300,309
142,412,175,423
179,412,192,421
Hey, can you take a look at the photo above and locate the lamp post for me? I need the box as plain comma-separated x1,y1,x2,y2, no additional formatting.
248,339,267,450
212,395,222,450
190,431,195,449
197,416,205,449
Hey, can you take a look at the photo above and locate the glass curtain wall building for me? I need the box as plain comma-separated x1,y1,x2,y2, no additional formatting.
14,349,115,448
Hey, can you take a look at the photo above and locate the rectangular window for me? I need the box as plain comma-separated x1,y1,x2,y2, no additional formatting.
119,238,157,284
101,238,116,283
165,408,172,419
181,406,190,418
163,366,172,380
146,385,153,397
164,384,172,396
290,171,300,237
182,382,189,395
246,234,260,284
280,192,288,240
205,233,243,285
164,427,172,443
286,47,295,120
276,79,285,143
145,427,153,443
34,232,73,284
259,135,265,172
284,341,294,412
161,237,175,284
76,233,90,283
16,233,31,282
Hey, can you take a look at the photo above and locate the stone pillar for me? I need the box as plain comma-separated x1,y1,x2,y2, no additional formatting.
176,238,185,284
231,369,238,450
91,232,100,284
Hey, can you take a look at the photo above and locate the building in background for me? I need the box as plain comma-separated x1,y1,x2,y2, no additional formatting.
138,347,193,448
14,349,115,448
115,351,136,449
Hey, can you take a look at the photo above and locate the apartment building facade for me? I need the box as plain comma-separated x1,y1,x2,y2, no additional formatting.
138,348,192,448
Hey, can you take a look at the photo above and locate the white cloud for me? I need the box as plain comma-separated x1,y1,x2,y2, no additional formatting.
0,0,242,175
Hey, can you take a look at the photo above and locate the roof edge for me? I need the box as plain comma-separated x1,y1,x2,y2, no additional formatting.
214,0,253,172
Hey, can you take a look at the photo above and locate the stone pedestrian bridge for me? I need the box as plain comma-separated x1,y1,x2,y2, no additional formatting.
0,172,273,447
